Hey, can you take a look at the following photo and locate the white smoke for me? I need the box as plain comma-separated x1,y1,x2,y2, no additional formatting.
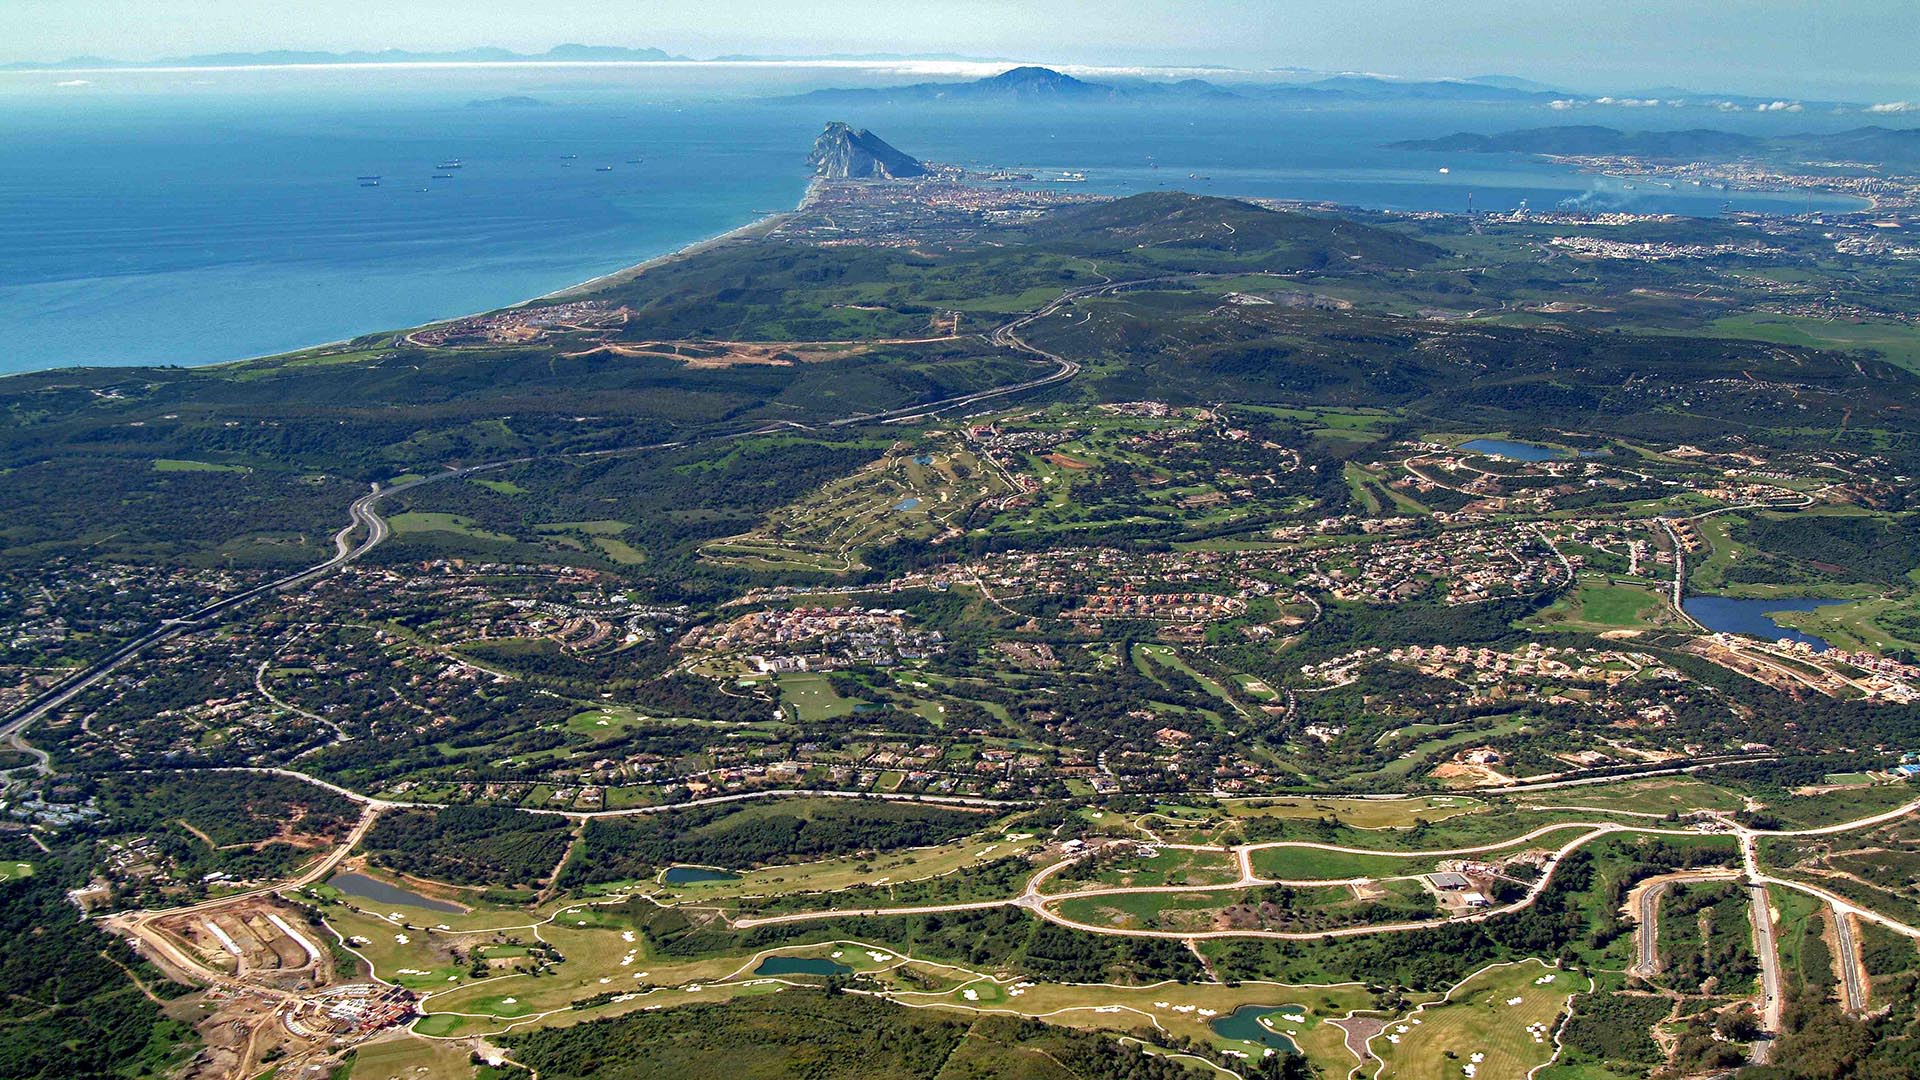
1557,176,1649,211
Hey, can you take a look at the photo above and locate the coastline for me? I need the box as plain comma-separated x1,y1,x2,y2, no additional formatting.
536,178,822,302
10,181,822,381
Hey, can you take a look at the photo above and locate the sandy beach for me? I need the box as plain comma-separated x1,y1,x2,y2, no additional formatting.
537,178,823,302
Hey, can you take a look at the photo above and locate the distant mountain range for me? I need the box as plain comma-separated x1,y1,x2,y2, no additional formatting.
782,65,1571,105
1393,124,1920,169
11,46,1859,114
25,46,1883,117
0,43,681,70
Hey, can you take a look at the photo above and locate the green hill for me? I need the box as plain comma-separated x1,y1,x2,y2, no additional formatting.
1022,191,1441,270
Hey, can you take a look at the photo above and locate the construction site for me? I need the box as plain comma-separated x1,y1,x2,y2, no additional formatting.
109,894,418,1080
151,898,332,991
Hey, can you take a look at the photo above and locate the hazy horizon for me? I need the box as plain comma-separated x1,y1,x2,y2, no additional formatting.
7,0,1920,102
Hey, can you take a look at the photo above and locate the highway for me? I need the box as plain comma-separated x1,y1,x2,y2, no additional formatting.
1748,879,1784,1059
0,469,473,767
1633,879,1672,977
1831,903,1870,1014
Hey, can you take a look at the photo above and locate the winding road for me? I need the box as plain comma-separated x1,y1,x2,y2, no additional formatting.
0,276,1114,770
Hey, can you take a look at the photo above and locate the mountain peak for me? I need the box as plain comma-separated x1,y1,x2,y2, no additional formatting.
986,66,1079,85
807,123,928,179
979,66,1112,97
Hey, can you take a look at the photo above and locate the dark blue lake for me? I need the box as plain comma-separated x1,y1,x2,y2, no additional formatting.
1682,595,1843,651
328,871,465,913
755,955,851,977
1210,1004,1302,1052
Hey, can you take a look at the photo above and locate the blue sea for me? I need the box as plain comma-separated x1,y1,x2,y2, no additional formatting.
0,63,1871,374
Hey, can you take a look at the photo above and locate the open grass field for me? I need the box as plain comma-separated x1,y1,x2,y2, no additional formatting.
1532,579,1672,633
1249,824,1597,882
1042,846,1243,894
413,922,810,1037
530,519,648,564
776,672,860,722
590,535,648,564
350,1034,475,1080
0,861,33,882
1250,846,1432,882
1702,312,1920,375
563,706,656,737
1766,594,1920,656
1514,776,1745,816
647,830,1025,904
876,955,1383,1065
152,458,250,473
387,512,515,543
1766,781,1920,829
1050,888,1255,932
1224,796,1485,830
472,478,528,495
1767,885,1829,995
1369,959,1589,1080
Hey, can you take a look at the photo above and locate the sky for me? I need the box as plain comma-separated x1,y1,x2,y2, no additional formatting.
8,0,1919,101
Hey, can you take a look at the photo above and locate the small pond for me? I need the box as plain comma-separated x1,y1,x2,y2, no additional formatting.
754,955,852,977
328,872,465,914
1210,1004,1302,1052
662,865,740,885
895,497,922,511
1683,595,1843,652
